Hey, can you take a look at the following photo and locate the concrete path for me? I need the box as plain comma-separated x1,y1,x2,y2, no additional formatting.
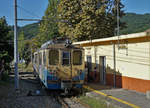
85,83,150,108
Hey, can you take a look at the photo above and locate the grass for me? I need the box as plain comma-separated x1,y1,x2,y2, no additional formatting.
24,62,33,72
78,95,115,108
18,62,33,72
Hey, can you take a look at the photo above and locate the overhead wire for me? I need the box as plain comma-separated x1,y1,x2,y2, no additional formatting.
17,5,41,18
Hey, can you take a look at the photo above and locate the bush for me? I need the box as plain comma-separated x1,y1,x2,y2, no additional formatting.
1,72,9,81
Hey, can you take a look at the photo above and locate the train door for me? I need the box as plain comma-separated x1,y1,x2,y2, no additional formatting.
72,50,84,80
99,56,106,85
61,50,72,79
87,56,92,82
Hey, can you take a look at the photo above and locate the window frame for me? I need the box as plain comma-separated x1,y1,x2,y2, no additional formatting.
43,51,46,66
49,49,59,65
34,54,37,64
39,52,42,65
73,50,82,65
62,51,70,66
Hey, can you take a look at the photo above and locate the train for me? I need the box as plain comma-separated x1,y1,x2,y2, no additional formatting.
33,39,85,93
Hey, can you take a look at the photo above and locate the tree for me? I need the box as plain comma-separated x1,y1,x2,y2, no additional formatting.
22,40,31,66
18,31,25,61
57,0,125,41
37,0,60,46
0,17,13,76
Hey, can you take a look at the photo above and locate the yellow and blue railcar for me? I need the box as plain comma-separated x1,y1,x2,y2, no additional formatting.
33,40,85,92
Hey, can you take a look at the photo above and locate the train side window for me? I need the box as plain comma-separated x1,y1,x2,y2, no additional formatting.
39,53,42,65
43,51,46,65
49,50,59,65
34,54,37,64
62,51,70,65
73,50,82,65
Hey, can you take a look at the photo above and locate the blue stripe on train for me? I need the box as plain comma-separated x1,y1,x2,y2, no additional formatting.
73,72,85,81
47,76,58,80
47,84,61,89
47,84,82,89
75,84,82,88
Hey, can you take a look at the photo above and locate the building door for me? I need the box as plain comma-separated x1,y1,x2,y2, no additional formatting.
87,56,92,82
99,56,106,84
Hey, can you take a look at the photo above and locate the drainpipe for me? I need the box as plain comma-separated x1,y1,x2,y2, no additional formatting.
94,46,97,67
113,43,116,88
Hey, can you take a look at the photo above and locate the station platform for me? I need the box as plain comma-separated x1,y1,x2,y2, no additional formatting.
84,83,150,108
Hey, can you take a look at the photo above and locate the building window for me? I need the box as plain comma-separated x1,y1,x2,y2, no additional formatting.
49,50,59,65
73,50,82,65
62,51,70,65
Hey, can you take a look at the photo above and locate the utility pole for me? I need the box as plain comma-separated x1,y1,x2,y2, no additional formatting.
117,0,120,49
14,0,19,90
113,43,116,88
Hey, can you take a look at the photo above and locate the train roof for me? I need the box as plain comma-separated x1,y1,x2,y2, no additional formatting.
35,39,83,53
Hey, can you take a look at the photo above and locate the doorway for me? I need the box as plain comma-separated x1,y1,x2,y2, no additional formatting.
99,56,106,84
87,56,92,82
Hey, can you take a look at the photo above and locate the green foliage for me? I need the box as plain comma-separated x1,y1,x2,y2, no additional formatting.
0,17,13,72
37,0,60,46
18,23,39,39
79,96,115,108
57,0,125,41
1,72,9,81
22,41,31,66
18,12,150,41
18,31,25,60
120,13,150,34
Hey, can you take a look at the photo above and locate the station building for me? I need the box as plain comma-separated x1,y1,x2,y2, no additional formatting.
74,30,150,93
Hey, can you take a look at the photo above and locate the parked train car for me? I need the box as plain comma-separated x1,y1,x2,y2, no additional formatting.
33,39,85,93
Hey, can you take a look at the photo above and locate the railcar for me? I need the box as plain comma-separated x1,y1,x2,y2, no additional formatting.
33,39,85,93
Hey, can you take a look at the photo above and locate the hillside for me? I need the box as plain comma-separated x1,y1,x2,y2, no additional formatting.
120,13,150,34
18,22,39,39
20,13,150,39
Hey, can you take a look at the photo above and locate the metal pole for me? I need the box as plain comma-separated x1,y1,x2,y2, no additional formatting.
113,43,116,88
117,0,120,49
14,0,19,90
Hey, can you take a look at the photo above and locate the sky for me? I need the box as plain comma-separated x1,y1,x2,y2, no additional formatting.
0,0,150,26
0,0,48,26
122,0,150,14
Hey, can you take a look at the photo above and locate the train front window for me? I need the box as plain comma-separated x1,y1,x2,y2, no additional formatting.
49,50,59,65
73,50,82,65
62,51,70,65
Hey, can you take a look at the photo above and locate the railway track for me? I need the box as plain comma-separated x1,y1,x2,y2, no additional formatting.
45,89,86,108
17,71,86,108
